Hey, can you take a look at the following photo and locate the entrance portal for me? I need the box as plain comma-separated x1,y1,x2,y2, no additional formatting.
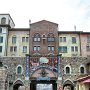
13,80,24,90
13,84,23,90
30,66,57,90
63,80,74,90
30,80,57,90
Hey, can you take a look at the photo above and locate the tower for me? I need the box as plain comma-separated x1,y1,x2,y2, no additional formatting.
0,14,15,56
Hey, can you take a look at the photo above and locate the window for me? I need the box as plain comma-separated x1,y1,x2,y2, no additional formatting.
86,46,90,52
12,36,16,44
80,67,84,74
72,37,76,43
47,33,55,42
60,37,66,42
75,46,78,52
87,36,90,43
10,46,17,52
22,37,25,42
10,46,13,52
1,17,6,24
71,46,78,52
33,46,40,51
33,33,40,42
66,67,70,74
14,46,17,52
59,46,67,53
34,46,37,51
63,37,66,42
60,37,62,42
71,46,74,52
22,37,29,42
0,36,3,43
0,27,2,33
16,65,23,74
0,46,2,52
23,46,27,53
17,66,22,74
0,62,3,67
26,37,29,42
48,46,54,51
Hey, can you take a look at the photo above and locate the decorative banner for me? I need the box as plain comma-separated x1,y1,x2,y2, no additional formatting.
30,56,58,74
26,54,30,77
57,54,62,77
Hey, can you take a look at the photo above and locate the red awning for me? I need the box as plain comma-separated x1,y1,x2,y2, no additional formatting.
82,78,90,84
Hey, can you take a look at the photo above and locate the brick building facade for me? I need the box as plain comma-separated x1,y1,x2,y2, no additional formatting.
0,14,90,90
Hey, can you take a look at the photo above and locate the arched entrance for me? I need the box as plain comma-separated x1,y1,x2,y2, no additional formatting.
63,80,74,90
30,67,57,90
13,80,24,90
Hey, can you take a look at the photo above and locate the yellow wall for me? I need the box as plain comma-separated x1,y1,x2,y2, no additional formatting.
76,82,90,90
58,33,80,57
7,30,29,57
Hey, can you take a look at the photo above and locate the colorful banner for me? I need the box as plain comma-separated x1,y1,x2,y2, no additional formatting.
30,56,58,75
57,54,61,77
26,54,30,77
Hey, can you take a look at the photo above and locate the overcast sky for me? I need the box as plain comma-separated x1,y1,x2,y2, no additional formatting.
0,0,90,32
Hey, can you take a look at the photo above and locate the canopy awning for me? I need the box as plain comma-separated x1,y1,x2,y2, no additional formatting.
82,78,90,84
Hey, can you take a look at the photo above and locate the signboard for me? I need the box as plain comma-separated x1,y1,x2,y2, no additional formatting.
40,57,49,64
37,77,50,81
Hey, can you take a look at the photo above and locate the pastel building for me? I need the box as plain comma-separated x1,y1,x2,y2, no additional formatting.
0,14,15,56
0,13,90,90
7,28,30,56
58,31,81,57
80,32,90,57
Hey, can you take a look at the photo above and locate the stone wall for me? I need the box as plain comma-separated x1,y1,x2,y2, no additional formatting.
0,67,7,90
61,56,90,84
0,56,90,90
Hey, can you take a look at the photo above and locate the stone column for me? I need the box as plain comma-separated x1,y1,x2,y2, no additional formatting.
0,67,7,90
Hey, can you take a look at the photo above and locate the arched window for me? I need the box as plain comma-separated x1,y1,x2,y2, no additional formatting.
47,33,55,42
0,62,3,67
1,17,6,24
12,36,16,44
16,65,23,74
80,67,84,74
33,33,41,42
66,67,70,74
0,27,2,33
64,65,71,74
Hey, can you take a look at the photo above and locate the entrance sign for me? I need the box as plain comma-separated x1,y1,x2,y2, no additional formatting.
40,57,49,64
37,77,50,81
36,84,52,90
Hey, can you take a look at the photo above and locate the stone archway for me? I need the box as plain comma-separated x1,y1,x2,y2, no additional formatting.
63,80,74,90
13,80,24,90
30,67,57,90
